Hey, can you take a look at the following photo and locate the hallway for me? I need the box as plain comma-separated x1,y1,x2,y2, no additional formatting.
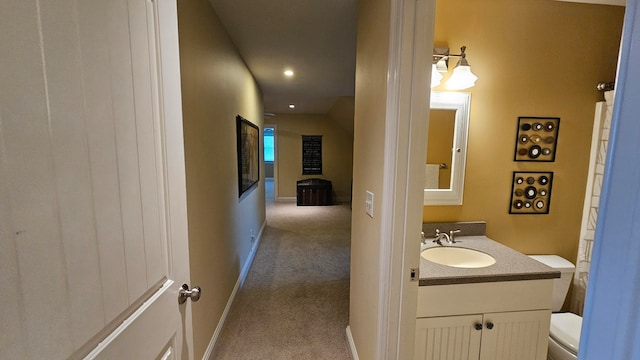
211,179,352,359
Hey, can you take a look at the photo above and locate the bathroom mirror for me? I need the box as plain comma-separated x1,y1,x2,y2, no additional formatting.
424,91,471,205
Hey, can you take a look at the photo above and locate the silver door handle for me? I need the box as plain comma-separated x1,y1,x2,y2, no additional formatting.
178,284,201,304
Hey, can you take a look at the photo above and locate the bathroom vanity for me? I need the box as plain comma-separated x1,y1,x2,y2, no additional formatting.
415,235,559,360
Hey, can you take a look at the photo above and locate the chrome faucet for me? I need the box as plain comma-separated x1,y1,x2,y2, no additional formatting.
433,229,451,245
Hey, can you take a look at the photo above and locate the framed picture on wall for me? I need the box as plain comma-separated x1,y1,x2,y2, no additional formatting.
513,117,560,162
302,135,322,175
236,115,260,197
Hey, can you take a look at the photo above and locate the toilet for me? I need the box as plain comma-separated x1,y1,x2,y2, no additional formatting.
528,255,583,360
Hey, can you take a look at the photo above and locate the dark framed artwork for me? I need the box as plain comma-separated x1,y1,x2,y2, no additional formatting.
236,115,260,197
302,135,322,175
513,117,560,162
509,171,554,214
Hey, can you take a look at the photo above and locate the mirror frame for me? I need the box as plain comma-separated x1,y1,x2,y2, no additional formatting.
424,91,471,205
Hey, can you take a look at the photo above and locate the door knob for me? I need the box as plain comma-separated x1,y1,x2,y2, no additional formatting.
178,284,201,304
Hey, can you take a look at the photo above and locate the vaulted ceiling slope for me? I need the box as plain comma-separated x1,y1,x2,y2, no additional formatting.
208,0,358,115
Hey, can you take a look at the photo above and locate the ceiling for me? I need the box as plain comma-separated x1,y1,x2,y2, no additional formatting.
208,0,358,115
207,0,624,116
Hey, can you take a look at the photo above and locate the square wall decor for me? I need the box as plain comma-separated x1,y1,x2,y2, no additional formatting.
514,117,560,162
509,171,553,214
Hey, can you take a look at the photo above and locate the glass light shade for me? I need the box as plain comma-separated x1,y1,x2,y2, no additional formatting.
431,64,443,88
446,64,478,90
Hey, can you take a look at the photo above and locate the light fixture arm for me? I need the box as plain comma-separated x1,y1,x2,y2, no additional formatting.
433,46,468,61
456,45,467,58
455,46,471,67
431,45,477,90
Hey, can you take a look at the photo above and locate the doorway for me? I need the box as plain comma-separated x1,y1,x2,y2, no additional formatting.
264,124,276,203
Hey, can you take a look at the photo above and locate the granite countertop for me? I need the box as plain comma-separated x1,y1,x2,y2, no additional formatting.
419,235,560,286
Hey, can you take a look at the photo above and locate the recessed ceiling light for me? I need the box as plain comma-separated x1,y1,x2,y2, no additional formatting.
284,69,294,77
288,104,295,109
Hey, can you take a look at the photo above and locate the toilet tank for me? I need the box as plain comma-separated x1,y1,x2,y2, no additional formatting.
528,255,576,311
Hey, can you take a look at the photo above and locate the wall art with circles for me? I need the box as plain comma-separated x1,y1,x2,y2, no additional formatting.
509,171,554,214
513,117,560,162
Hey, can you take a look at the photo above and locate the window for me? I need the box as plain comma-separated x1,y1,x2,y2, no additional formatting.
264,127,274,162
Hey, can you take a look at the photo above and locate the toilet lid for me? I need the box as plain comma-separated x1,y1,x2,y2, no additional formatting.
550,313,582,354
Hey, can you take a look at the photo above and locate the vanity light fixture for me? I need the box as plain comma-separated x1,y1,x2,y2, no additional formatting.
431,64,444,88
288,104,295,109
431,45,478,90
446,46,478,90
431,47,449,88
284,69,294,77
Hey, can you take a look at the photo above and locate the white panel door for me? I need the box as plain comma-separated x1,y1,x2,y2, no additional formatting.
0,0,193,359
414,314,483,360
479,310,551,360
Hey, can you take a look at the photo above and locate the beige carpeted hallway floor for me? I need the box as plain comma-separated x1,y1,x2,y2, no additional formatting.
211,179,352,359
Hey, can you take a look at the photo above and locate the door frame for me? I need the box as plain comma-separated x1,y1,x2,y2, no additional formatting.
377,0,435,358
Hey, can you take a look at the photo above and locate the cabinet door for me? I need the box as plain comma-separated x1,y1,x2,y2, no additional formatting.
479,309,551,360
415,314,483,360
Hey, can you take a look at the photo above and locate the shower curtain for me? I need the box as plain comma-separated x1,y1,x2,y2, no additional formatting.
572,90,615,315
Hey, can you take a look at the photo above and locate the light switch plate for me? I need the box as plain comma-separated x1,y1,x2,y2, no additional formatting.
365,191,374,218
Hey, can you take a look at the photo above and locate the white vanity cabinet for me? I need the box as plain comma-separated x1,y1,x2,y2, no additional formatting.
415,314,482,360
415,279,553,360
415,310,550,360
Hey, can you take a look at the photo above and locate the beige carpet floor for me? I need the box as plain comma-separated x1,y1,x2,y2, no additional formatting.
211,182,352,359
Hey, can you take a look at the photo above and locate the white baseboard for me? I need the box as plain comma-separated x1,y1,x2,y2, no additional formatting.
346,326,359,360
276,196,297,203
202,220,267,360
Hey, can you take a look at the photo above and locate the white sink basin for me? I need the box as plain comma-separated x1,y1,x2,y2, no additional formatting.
421,246,496,268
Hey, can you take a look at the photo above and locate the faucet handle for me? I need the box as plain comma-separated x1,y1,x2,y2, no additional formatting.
433,229,442,245
449,229,461,243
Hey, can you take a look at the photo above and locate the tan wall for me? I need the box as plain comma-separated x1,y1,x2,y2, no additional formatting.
424,0,623,270
349,0,391,357
177,1,265,358
328,96,356,135
270,113,353,202
426,109,455,188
